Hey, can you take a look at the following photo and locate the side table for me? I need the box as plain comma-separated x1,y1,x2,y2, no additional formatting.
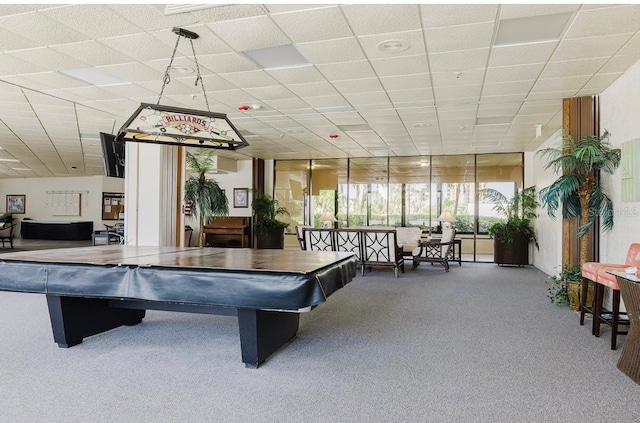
611,271,640,385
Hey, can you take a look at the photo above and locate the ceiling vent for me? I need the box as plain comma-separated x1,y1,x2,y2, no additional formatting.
164,4,220,15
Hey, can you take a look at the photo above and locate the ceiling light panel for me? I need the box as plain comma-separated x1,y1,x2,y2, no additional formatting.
495,12,573,46
209,15,291,52
243,45,310,70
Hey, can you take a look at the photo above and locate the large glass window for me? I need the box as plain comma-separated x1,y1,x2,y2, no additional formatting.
274,153,523,262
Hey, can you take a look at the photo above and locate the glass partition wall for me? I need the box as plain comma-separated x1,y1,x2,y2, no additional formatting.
274,153,523,262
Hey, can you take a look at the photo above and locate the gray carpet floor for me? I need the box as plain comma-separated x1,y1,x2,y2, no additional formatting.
1,262,638,422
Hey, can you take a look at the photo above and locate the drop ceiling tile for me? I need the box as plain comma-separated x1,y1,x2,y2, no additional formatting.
483,80,535,97
425,22,494,53
380,73,431,91
97,63,163,83
332,78,385,94
182,74,238,92
600,56,640,74
525,90,577,101
477,102,522,118
107,4,205,33
19,72,90,89
100,33,179,62
582,72,624,91
151,26,232,56
358,30,425,60
262,98,311,111
266,66,326,85
296,37,366,64
205,89,259,107
0,11,89,45
272,6,352,43
540,57,609,79
219,70,280,89
6,47,90,72
316,60,376,81
619,32,640,56
41,5,143,39
208,15,291,52
287,82,339,97
434,85,481,101
481,93,528,104
429,69,480,87
0,75,57,92
531,75,591,93
489,42,556,67
98,83,158,98
565,6,640,39
499,4,579,20
0,27,42,51
197,53,260,74
244,85,295,100
342,4,421,36
484,63,545,84
552,33,633,61
300,95,350,109
429,48,489,72
420,4,498,28
52,41,134,67
388,88,433,104
518,100,560,115
371,55,429,77
343,92,392,107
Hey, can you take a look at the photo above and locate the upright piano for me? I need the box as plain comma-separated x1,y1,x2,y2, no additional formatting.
203,216,251,248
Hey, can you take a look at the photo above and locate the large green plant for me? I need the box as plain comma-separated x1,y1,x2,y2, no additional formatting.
537,131,621,267
481,186,539,248
252,191,289,235
184,150,228,247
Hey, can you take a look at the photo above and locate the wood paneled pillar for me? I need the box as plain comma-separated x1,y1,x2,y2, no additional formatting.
562,96,600,267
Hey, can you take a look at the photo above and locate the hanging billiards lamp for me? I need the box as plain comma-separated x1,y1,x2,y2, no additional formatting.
116,28,249,151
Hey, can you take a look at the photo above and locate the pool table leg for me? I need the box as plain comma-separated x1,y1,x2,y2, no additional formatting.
46,295,145,348
237,308,300,368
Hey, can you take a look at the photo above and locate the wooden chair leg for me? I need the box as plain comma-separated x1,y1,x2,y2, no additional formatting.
593,283,604,337
580,278,590,326
611,289,620,350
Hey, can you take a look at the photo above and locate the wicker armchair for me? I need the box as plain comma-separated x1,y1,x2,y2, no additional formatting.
412,229,457,272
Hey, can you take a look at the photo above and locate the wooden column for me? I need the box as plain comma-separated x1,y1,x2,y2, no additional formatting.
562,96,600,267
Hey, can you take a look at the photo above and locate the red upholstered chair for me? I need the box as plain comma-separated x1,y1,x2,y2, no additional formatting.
581,243,640,350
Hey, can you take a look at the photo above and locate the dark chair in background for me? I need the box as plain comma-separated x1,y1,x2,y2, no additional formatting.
0,217,16,248
185,225,193,247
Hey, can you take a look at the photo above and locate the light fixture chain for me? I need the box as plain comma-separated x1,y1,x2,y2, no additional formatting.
157,34,182,105
189,38,210,112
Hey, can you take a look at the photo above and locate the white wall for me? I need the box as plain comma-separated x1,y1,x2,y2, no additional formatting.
526,130,564,276
527,58,640,276
0,175,124,236
598,58,640,262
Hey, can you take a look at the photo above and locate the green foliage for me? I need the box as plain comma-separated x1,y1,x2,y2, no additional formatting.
537,131,621,237
184,150,228,247
481,186,539,248
252,191,290,235
546,264,581,305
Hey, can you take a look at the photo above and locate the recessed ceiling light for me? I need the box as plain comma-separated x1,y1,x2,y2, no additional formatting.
413,123,432,128
12,167,30,171
286,129,304,134
0,158,19,162
377,39,410,53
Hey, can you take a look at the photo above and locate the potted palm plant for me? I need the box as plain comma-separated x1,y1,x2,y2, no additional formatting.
481,186,539,266
537,131,621,268
547,264,585,310
184,149,228,247
252,191,289,249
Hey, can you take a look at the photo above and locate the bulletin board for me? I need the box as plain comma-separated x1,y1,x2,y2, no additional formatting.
102,192,124,220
